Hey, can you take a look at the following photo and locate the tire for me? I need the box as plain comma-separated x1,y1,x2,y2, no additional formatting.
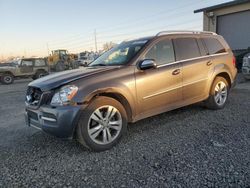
1,73,14,85
205,76,229,110
243,74,250,80
32,70,48,80
55,61,65,72
71,61,79,69
77,96,127,152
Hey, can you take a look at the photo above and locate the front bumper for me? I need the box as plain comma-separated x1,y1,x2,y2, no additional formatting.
25,105,81,138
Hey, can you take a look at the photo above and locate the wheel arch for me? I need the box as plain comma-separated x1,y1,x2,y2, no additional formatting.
35,68,48,74
215,72,232,88
83,89,134,122
0,71,14,77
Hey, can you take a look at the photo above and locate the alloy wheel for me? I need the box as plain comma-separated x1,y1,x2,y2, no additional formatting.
214,81,227,106
87,105,122,145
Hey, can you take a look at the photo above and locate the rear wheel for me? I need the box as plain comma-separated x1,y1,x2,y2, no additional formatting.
77,96,127,151
32,70,48,80
1,73,14,85
205,77,229,110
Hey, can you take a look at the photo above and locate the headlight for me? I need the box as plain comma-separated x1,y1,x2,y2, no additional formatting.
51,85,78,106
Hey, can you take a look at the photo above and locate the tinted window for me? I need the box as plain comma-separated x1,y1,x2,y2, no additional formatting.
145,39,175,65
197,39,208,56
203,38,226,55
174,38,200,61
34,59,46,66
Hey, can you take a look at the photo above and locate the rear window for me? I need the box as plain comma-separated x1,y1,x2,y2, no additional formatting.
22,60,33,66
34,59,46,66
202,38,226,55
174,38,200,61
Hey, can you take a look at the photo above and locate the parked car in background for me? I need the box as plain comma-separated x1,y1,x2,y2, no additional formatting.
25,31,237,151
77,51,98,66
242,53,250,79
234,47,250,70
0,58,49,84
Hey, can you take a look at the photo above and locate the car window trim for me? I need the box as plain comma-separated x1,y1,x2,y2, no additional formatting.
157,52,229,68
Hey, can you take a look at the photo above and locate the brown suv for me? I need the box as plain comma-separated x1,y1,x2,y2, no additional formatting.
25,31,237,151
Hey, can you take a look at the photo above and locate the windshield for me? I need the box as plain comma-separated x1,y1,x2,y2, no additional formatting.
89,39,148,66
14,60,21,65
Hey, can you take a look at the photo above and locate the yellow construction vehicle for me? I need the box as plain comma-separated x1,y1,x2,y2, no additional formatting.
47,49,79,72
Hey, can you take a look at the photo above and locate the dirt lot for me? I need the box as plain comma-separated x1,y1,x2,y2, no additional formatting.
0,77,250,187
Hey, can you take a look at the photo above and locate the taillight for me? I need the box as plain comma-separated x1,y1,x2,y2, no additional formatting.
232,56,236,67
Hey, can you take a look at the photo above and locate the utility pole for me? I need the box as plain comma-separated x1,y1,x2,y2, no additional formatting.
94,29,98,52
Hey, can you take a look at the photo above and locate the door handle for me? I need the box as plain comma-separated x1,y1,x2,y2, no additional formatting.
172,69,180,75
207,61,212,66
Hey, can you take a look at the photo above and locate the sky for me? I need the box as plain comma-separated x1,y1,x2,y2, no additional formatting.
0,0,229,59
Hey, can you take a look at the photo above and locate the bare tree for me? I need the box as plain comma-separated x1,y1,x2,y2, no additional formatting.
103,42,117,51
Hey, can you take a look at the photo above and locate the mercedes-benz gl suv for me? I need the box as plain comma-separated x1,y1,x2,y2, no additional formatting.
25,31,237,151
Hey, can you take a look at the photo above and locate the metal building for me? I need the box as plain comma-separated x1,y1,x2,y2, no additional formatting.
194,0,250,51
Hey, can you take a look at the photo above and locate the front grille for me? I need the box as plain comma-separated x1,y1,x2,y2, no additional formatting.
27,110,38,120
26,87,53,107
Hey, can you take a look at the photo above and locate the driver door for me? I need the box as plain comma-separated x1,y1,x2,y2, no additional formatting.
135,38,182,118
19,59,34,75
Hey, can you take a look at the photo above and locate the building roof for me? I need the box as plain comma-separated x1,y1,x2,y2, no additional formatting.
194,0,250,13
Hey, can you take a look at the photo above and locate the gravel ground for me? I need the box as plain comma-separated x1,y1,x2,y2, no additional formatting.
0,76,250,187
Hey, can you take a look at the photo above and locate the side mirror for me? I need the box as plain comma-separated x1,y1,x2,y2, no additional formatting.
138,59,157,70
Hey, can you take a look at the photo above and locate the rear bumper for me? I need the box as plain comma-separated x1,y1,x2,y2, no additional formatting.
25,105,81,138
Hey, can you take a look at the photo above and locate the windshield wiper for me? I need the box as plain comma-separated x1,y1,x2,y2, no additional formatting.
91,63,107,66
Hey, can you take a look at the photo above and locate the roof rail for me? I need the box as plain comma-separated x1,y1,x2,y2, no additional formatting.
156,30,217,36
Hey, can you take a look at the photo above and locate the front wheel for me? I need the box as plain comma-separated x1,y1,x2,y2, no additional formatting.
77,96,127,151
205,76,229,110
1,73,14,85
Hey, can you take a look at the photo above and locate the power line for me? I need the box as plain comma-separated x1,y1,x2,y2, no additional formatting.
46,0,208,47
28,0,221,56
64,19,201,52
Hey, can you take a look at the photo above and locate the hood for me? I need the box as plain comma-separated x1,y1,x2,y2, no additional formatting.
29,67,117,91
0,65,16,70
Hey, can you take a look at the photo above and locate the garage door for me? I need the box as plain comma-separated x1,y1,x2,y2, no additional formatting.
217,10,250,50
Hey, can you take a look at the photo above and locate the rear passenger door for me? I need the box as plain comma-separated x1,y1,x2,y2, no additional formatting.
174,37,211,101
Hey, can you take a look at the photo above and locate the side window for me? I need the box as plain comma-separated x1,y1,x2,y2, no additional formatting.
34,59,46,67
145,39,175,65
21,60,33,66
203,38,226,55
174,38,201,61
197,38,208,56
